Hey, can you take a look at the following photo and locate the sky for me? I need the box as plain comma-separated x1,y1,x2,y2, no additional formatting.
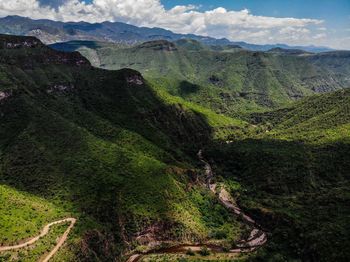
0,0,349,49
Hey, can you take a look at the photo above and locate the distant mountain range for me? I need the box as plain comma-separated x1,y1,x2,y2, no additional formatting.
0,15,334,53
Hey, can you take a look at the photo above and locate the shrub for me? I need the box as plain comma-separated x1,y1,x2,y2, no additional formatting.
199,246,210,256
186,248,195,256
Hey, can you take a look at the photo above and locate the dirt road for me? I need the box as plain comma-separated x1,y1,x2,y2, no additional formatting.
0,217,76,261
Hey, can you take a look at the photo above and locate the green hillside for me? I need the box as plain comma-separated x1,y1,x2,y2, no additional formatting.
0,35,247,261
206,89,350,261
2,34,350,262
251,88,350,143
50,40,350,118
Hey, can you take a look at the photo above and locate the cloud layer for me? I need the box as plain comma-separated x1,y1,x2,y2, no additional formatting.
0,0,333,47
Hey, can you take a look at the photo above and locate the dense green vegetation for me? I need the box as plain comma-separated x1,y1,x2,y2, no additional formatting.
206,90,350,261
0,35,247,261
50,39,350,118
209,141,350,262
251,88,350,143
188,186,245,245
1,34,350,262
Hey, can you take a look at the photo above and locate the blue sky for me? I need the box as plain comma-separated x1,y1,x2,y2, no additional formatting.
74,0,349,25
162,0,350,32
70,0,349,32
1,0,349,49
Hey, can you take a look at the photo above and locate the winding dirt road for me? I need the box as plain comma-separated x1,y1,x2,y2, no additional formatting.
0,217,76,261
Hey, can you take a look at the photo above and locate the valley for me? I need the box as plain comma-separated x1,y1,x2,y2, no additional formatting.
0,13,349,262
50,39,350,118
125,151,268,262
0,34,248,261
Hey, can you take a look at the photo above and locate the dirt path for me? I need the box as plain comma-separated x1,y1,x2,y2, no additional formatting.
198,149,214,188
0,218,76,261
126,254,142,262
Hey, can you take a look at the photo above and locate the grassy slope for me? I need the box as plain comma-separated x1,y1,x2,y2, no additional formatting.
147,79,247,140
0,185,65,244
0,221,70,262
0,35,246,261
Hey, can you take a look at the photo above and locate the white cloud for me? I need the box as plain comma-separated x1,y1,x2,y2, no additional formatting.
0,0,332,47
313,33,327,39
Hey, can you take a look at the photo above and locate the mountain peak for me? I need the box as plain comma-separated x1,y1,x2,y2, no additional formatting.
0,34,90,67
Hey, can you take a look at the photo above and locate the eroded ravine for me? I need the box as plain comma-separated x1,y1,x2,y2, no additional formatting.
126,151,267,261
199,150,267,252
0,218,76,261
209,184,267,252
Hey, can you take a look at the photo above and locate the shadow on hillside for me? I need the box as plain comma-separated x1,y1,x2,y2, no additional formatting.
205,138,350,261
49,40,101,53
178,80,200,96
208,138,350,194
0,64,217,258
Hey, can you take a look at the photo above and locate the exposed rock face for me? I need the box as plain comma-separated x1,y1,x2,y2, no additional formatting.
0,34,91,67
134,221,191,246
47,83,75,94
312,85,334,93
44,52,90,66
0,90,12,101
0,35,43,49
118,68,145,86
126,75,144,85
27,29,63,45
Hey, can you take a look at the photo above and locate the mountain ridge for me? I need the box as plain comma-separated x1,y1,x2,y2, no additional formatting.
1,33,350,262
0,34,250,260
0,15,334,53
50,39,350,118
